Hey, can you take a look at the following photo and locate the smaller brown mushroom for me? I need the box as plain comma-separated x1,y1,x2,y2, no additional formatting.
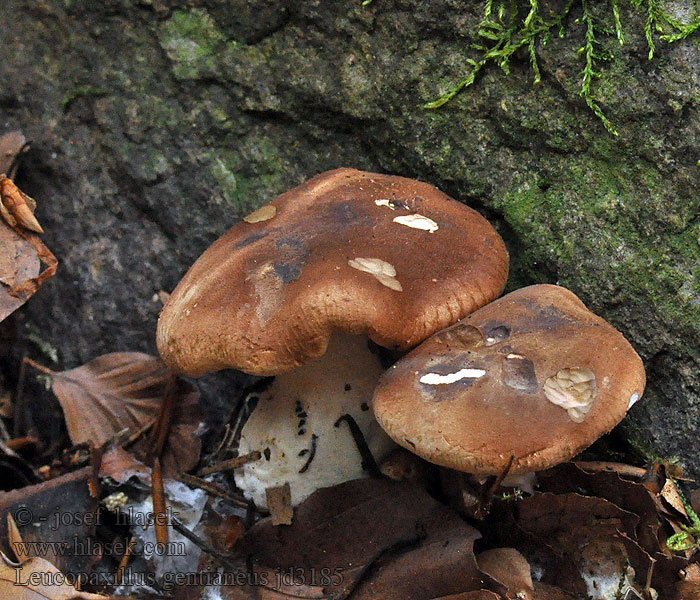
372,284,646,476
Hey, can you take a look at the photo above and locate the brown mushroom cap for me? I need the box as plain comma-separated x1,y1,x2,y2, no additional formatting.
157,168,508,376
372,284,646,475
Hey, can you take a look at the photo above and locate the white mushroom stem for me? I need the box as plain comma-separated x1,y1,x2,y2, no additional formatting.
234,334,397,509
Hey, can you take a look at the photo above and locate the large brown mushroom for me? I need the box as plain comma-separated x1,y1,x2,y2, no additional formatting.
372,284,645,476
157,168,508,506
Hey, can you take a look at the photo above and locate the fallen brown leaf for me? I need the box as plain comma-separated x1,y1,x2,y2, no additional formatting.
7,513,29,562
0,134,54,309
0,467,97,577
0,223,41,321
350,518,488,600
199,511,246,556
99,444,151,485
0,552,108,599
673,563,700,600
49,352,201,476
489,491,639,596
532,583,578,600
661,477,691,520
538,462,666,551
537,462,700,593
242,477,488,600
476,548,534,600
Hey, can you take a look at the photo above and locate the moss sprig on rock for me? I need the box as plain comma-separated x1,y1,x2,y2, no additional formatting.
411,0,700,134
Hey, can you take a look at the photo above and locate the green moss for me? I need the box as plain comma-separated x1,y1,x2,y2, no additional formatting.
62,85,109,109
494,148,700,333
140,151,170,182
202,140,287,213
208,152,246,207
158,9,227,80
415,0,700,135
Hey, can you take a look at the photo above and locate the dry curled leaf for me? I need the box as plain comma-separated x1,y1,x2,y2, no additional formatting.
538,463,664,552
0,223,41,321
98,444,152,485
50,352,201,476
673,563,700,600
0,176,43,233
536,461,698,593
488,491,640,597
7,513,29,562
0,552,108,599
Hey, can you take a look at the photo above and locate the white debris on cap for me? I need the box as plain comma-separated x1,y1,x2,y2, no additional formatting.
393,214,439,233
543,367,597,423
628,392,639,409
375,199,397,209
348,257,403,291
243,204,277,223
419,368,486,385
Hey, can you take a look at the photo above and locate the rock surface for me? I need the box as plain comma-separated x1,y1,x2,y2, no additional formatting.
1,1,698,472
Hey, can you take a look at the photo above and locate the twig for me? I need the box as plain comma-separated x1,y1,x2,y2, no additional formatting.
198,451,262,476
88,443,105,499
13,354,28,438
152,458,169,549
178,472,252,510
334,534,424,600
4,436,39,453
477,455,515,518
226,385,268,454
0,438,19,457
22,356,55,376
122,418,157,449
149,373,177,462
171,517,243,571
212,424,233,459
573,460,647,479
115,536,136,585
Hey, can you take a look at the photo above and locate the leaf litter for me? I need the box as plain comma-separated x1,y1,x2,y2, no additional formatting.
31,352,202,477
3,345,700,600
